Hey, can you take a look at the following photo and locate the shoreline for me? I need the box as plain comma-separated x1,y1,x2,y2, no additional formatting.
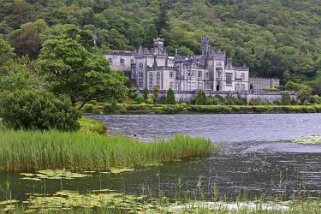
83,104,321,115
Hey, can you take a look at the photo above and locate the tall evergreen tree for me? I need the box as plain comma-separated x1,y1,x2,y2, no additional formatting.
166,88,176,104
195,90,207,105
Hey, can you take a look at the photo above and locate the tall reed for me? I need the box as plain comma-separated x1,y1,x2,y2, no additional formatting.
0,129,218,172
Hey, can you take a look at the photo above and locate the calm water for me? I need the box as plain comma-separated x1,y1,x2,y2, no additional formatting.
2,114,321,201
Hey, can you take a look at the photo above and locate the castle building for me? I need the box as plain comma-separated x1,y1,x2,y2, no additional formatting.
104,38,250,92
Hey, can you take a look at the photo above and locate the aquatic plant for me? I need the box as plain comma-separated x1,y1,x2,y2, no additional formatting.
290,135,321,144
0,130,218,172
2,189,321,214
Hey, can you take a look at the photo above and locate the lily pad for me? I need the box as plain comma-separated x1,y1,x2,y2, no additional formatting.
0,200,19,206
110,168,135,174
19,173,35,177
20,169,89,181
91,189,116,193
20,177,41,181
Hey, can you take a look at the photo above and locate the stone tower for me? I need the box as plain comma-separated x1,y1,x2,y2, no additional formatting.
153,38,165,55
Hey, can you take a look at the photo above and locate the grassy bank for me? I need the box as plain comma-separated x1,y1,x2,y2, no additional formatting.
83,103,321,115
0,129,218,172
79,116,107,135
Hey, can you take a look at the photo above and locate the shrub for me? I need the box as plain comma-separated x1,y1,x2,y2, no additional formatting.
310,95,321,104
166,88,176,104
146,94,154,104
214,95,225,104
263,88,280,92
134,95,145,104
83,104,95,113
88,100,97,105
0,90,80,131
224,94,236,105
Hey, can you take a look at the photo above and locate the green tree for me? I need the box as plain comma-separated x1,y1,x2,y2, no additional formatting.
143,87,149,101
166,88,176,104
0,38,15,75
195,90,207,105
0,90,80,131
153,85,160,103
7,19,48,59
281,92,291,105
0,69,34,92
284,80,301,91
297,86,312,104
37,38,128,109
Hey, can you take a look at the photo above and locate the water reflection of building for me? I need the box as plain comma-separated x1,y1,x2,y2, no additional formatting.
104,38,251,92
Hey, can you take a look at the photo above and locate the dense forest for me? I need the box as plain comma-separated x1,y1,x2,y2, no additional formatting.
0,0,321,85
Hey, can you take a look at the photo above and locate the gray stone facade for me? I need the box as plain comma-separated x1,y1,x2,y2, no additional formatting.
249,78,280,90
104,38,250,92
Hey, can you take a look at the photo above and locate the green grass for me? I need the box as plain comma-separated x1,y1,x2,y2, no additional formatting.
0,129,218,172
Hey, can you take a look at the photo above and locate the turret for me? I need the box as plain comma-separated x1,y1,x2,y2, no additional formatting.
153,38,165,55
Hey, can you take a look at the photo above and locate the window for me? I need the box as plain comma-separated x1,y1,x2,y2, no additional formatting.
191,82,196,90
241,84,245,91
235,84,240,91
139,63,143,68
188,82,196,90
138,72,143,87
198,83,204,89
170,72,174,78
241,73,245,81
149,73,153,88
120,58,125,64
176,83,179,90
188,71,191,77
217,67,223,78
198,71,202,79
206,72,209,79
108,58,112,64
226,73,232,85
157,72,160,85
169,82,174,89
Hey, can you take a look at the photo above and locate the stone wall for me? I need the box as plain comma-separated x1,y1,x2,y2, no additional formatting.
249,78,280,90
156,90,297,104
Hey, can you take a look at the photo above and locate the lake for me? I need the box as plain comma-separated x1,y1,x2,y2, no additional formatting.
2,114,321,201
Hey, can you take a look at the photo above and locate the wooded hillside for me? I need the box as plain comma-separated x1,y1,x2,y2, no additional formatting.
0,0,320,83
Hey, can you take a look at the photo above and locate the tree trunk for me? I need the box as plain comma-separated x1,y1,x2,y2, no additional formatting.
78,100,87,110
70,95,77,107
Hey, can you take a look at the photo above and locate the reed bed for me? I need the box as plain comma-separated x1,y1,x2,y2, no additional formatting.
0,129,218,172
